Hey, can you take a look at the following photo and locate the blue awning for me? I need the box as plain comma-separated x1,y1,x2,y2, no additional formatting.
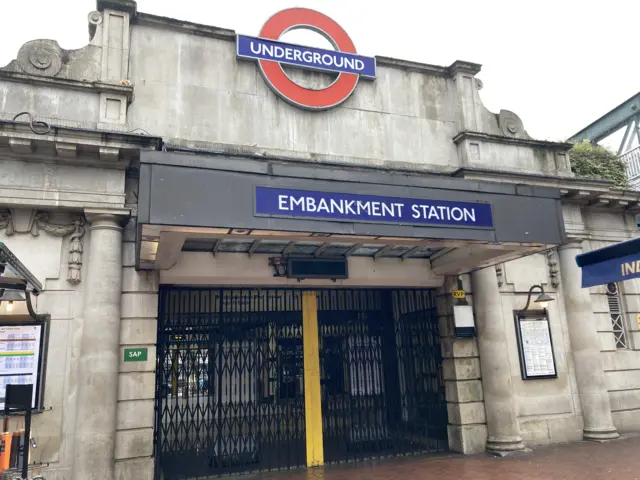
576,237,640,288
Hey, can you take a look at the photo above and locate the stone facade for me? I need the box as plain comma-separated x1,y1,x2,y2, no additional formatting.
0,1,639,478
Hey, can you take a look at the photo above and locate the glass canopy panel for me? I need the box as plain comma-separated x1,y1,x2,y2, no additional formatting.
182,239,217,252
218,239,253,253
351,245,384,256
288,241,324,255
253,240,291,254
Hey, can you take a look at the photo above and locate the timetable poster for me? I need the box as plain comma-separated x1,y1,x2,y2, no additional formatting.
518,317,556,378
0,324,42,409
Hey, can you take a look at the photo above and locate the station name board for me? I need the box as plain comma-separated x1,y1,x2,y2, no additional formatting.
255,187,494,228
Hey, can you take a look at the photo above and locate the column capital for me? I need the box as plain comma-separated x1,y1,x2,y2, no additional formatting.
84,208,130,232
558,241,584,252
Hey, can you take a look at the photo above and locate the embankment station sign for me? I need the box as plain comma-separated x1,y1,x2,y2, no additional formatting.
237,8,376,110
255,187,494,228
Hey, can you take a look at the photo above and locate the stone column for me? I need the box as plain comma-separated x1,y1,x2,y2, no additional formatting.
558,242,619,440
72,210,128,480
471,266,526,454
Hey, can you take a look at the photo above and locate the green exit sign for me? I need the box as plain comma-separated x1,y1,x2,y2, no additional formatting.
124,347,148,362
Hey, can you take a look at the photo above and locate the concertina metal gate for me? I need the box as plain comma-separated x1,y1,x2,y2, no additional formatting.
155,288,448,479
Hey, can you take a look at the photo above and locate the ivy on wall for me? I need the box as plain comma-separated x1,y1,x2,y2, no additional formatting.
570,140,628,188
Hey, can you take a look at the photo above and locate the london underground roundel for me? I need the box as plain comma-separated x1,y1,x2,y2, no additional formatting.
236,8,377,110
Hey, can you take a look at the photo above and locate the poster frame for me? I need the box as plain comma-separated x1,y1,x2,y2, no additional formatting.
513,309,558,381
0,317,49,412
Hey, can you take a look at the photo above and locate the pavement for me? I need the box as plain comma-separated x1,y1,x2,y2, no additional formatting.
245,434,640,480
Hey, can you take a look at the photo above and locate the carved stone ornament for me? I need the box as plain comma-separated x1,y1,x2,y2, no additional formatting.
547,249,560,288
0,210,86,284
88,11,103,25
496,263,504,287
498,109,526,138
16,40,63,77
88,11,103,42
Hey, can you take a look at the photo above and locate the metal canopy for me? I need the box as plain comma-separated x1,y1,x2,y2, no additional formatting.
182,237,440,259
138,223,556,275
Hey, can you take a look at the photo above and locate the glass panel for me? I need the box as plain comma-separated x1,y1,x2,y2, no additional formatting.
218,239,253,253
351,245,384,256
253,240,290,254
182,239,217,252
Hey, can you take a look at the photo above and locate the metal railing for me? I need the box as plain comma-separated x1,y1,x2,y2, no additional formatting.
621,146,640,189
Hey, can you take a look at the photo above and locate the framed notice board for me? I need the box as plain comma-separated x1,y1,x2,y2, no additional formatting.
0,322,48,410
514,311,558,380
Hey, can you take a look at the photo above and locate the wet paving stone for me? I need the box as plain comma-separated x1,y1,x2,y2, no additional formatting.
245,434,640,480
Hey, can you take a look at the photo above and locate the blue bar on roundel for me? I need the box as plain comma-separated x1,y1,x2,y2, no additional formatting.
236,35,377,79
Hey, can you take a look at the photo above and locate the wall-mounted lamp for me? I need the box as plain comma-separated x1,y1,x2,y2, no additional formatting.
0,291,25,313
522,284,554,311
0,242,43,320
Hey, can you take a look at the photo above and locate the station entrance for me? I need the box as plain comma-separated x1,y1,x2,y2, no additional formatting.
154,287,448,479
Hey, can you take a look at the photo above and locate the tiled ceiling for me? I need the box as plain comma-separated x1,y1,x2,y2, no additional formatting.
182,238,439,259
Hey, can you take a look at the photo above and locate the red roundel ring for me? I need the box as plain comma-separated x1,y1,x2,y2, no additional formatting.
258,8,359,110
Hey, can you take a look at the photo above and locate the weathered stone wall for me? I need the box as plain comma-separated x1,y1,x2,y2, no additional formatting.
437,276,487,454
114,172,158,479
126,17,571,178
585,210,640,433
0,220,84,479
499,254,584,445
115,223,157,478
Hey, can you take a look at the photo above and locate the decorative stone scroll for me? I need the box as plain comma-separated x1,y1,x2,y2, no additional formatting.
498,109,527,138
0,210,86,284
16,40,63,77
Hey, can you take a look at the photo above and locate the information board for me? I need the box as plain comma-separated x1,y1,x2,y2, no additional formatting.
0,324,43,409
514,312,557,380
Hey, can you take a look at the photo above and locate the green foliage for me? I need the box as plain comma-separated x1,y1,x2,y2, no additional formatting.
570,140,628,188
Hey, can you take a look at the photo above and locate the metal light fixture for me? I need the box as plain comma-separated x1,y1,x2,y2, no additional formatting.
522,284,554,311
0,290,26,313
0,242,43,319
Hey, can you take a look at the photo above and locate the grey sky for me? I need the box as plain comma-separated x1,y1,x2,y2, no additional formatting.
1,0,638,147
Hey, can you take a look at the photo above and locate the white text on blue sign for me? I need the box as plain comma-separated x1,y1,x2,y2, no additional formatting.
255,187,493,228
237,35,377,79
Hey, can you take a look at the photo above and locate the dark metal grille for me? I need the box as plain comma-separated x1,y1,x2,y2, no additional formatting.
155,287,447,479
318,289,448,463
155,288,306,479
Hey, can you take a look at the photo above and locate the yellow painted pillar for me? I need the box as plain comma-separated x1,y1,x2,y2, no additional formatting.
302,291,324,467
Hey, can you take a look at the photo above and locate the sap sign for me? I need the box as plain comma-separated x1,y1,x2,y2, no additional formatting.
255,187,494,228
